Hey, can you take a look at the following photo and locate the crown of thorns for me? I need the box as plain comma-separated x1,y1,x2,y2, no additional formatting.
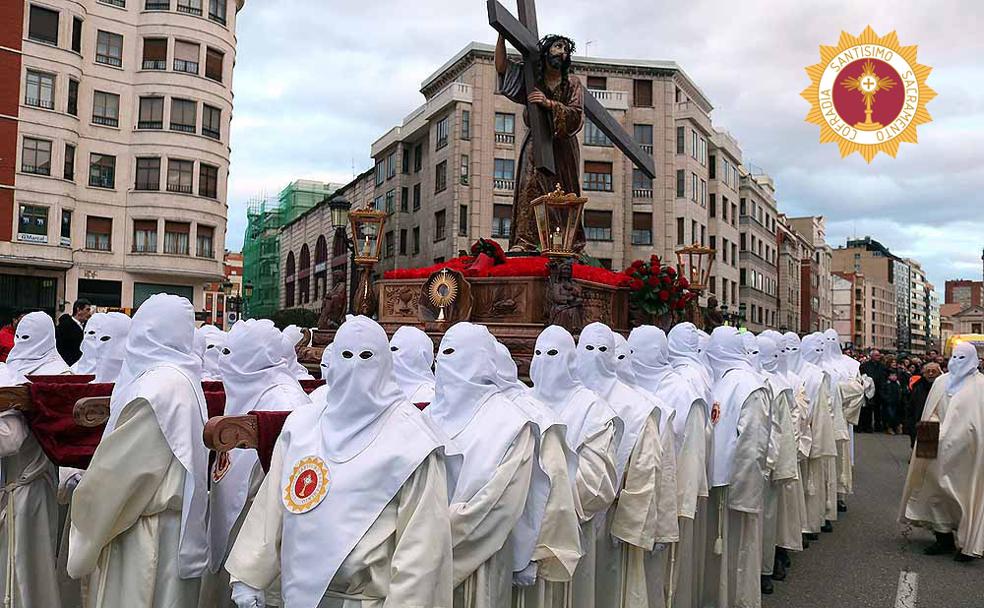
538,35,576,56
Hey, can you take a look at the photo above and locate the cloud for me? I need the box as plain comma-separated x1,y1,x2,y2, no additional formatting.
227,0,983,289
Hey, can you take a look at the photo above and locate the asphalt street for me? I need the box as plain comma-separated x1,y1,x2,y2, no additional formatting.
763,432,983,608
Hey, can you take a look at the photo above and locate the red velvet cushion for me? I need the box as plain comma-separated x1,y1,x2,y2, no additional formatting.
299,379,325,394
26,375,95,384
249,410,292,472
201,380,223,393
24,382,113,468
204,391,226,419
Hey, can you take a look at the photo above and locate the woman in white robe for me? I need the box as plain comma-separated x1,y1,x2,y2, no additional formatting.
200,319,312,607
226,316,453,607
629,325,709,608
68,294,210,608
526,326,619,608
281,325,314,381
390,326,436,405
703,327,771,608
575,323,664,608
900,342,984,560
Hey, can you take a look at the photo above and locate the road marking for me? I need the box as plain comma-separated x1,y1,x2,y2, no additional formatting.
895,570,918,608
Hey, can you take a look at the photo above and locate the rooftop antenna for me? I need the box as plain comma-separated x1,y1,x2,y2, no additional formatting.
584,40,595,57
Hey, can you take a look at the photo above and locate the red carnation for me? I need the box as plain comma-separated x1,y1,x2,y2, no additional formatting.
662,275,672,285
632,259,644,269
666,266,677,277
650,254,661,266
647,275,660,287
674,299,686,310
659,290,670,302
623,267,635,276
630,279,644,290
678,277,690,289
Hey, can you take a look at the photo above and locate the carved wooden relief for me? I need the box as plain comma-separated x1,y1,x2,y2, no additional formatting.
73,396,111,428
203,414,259,452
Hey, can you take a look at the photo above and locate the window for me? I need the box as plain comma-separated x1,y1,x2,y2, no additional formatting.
633,79,653,107
174,41,200,74
731,203,738,227
385,190,395,214
21,137,51,175
142,38,167,69
374,161,384,186
135,157,160,190
586,76,607,90
164,221,190,254
691,172,698,202
691,130,698,160
89,154,115,188
386,152,396,179
92,91,120,127
208,0,227,24
634,124,653,149
691,220,697,245
399,229,407,255
458,205,468,236
373,195,384,210
61,210,72,246
67,79,78,115
676,217,685,245
18,205,49,242
584,120,612,146
493,158,514,189
435,115,449,150
146,0,170,9
197,225,214,258
205,47,225,82
434,160,447,193
584,210,613,241
676,169,684,198
202,104,221,139
384,231,395,258
583,161,612,192
676,126,685,154
63,144,75,181
167,159,194,193
176,0,202,15
99,0,126,6
412,183,421,211
434,209,446,241
709,194,716,218
709,155,717,179
700,178,707,207
96,31,123,67
400,187,409,212
28,5,59,46
25,70,55,109
71,17,82,53
460,154,469,185
414,144,422,172
632,212,652,245
461,110,471,140
170,98,197,133
492,204,511,238
199,163,218,198
412,226,420,254
495,112,515,143
138,96,164,129
721,196,728,221
85,216,112,251
632,168,652,195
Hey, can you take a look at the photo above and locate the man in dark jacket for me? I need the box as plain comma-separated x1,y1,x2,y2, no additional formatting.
860,349,888,432
907,362,942,448
55,299,92,366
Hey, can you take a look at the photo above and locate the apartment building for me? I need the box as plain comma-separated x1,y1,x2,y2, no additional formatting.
367,42,717,275
1,0,241,318
945,279,983,307
907,259,933,354
831,272,854,346
707,130,741,309
776,214,811,333
738,171,779,332
787,216,833,333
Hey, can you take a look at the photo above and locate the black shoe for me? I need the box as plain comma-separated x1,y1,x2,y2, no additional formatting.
954,552,976,562
771,557,787,581
761,575,774,594
776,547,791,569
837,499,848,513
804,532,820,541
924,533,956,555
821,520,834,533
801,535,810,549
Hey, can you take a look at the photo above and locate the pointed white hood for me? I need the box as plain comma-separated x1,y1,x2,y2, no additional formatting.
6,311,69,376
91,312,131,383
72,312,106,375
946,341,980,397
282,324,314,380
389,326,435,404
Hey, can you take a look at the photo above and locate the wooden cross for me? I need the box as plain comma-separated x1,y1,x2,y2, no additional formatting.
488,0,657,179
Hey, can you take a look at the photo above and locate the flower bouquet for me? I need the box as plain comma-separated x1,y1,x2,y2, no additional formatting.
623,254,697,324
467,238,507,273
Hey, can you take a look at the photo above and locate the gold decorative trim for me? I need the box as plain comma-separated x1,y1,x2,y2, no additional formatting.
282,455,331,514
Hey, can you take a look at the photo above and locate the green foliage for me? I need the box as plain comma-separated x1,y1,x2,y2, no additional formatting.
262,307,319,330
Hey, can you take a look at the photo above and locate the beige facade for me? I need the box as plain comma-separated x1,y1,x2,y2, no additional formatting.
864,275,898,351
777,214,810,333
942,304,984,341
787,216,833,333
367,42,717,274
907,258,934,354
831,272,854,346
738,172,778,332
4,0,242,315
707,130,741,309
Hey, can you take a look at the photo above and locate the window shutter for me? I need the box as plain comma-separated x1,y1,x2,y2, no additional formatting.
87,216,113,235
584,161,612,174
174,40,200,62
143,38,167,61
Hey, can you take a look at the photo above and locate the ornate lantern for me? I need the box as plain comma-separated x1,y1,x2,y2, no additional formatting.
328,196,352,231
531,184,587,257
675,243,715,292
349,205,388,265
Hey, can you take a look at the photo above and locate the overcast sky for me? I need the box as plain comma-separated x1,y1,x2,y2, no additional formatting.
227,0,983,289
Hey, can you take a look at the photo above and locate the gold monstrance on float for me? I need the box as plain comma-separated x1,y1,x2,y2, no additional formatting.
842,59,897,131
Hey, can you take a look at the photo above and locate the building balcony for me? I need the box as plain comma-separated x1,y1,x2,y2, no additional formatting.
675,100,713,133
493,178,515,192
372,82,473,156
640,144,653,154
586,89,628,111
632,188,653,199
495,132,515,145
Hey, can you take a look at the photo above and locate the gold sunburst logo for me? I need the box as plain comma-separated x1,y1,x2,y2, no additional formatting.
801,26,935,162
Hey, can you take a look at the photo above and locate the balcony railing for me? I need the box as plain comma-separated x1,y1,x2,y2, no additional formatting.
21,163,50,176
587,89,628,110
92,115,119,127
208,11,226,24
166,183,193,194
142,59,166,70
640,143,653,154
99,0,126,7
96,54,122,67
176,3,202,15
202,127,220,140
25,97,54,110
145,0,169,8
170,123,196,133
173,60,199,74
631,230,653,246
495,132,515,144
138,120,163,129
632,188,653,199
493,178,515,191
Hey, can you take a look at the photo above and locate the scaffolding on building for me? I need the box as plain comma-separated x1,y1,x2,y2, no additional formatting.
242,180,341,318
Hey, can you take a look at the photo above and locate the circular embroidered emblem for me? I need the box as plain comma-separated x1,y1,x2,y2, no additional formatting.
212,451,232,484
283,456,330,514
711,401,721,425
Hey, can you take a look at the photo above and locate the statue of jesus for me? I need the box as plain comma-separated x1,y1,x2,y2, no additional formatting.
495,33,586,253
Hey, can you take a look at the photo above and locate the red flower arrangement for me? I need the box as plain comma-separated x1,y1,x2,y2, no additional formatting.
470,238,507,264
383,253,632,288
623,255,696,316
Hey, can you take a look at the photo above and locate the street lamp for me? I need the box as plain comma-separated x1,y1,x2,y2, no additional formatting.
326,196,388,316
